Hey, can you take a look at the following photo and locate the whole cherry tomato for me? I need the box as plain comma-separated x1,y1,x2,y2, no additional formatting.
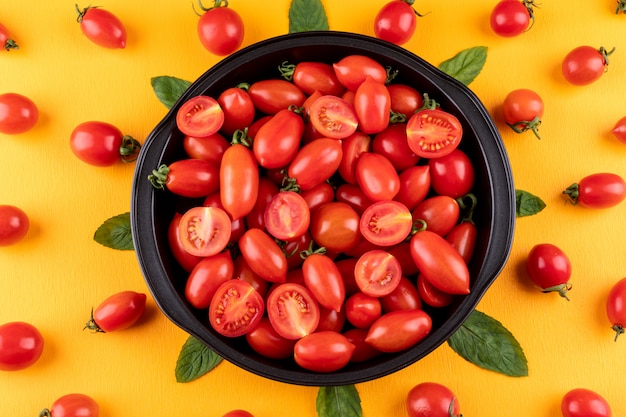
406,382,461,417
203,193,245,242
417,274,454,308
335,183,374,214
611,116,626,144
183,133,229,164
606,277,626,341
234,256,269,297
179,206,232,257
345,292,382,329
0,92,39,135
490,0,537,37
238,228,287,283
0,23,18,51
70,121,140,166
85,291,147,333
395,165,431,211
308,95,358,139
338,131,371,184
354,250,403,297
287,137,343,190
356,152,400,202
253,109,303,168
264,191,310,241
280,61,345,96
526,243,572,300
217,86,255,135
300,182,335,213
293,331,355,372
380,276,422,312
267,282,320,339
333,55,387,91
502,88,544,139
176,95,224,138
302,253,346,312
354,76,391,134
220,143,259,220
374,0,418,45
245,317,296,360
412,196,460,237
0,205,29,246
196,0,244,56
209,279,264,337
149,159,220,198
0,321,44,371
563,173,626,209
309,202,361,253
316,306,346,333
222,410,254,417
562,45,615,86
185,251,235,309
388,83,423,117
343,328,382,362
245,177,279,230
561,388,612,417
76,5,126,49
428,149,475,198
372,123,420,171
40,393,99,417
445,221,477,264
365,309,432,352
247,79,306,115
360,200,413,246
406,109,463,158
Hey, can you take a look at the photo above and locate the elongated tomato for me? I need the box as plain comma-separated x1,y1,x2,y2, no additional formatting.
220,144,259,220
253,109,303,168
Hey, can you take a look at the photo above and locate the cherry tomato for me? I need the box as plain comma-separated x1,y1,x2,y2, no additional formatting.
343,328,383,362
70,121,140,166
179,206,232,257
354,76,391,134
76,5,126,48
183,133,229,164
333,55,387,91
300,182,335,213
388,83,423,117
406,109,463,158
417,274,454,308
282,61,345,96
365,309,432,352
308,95,358,139
217,86,255,135
445,221,477,264
336,183,374,215
0,92,39,135
244,177,278,230
253,109,303,168
428,149,475,197
40,393,99,417
0,23,18,51
316,306,346,333
309,202,361,253
185,251,235,309
287,137,343,190
354,250,403,297
0,205,29,246
395,165,431,211
563,173,626,209
234,256,269,298
410,230,470,295
168,213,203,272
406,382,461,417
374,0,418,45
293,331,355,372
502,88,544,139
196,1,244,56
238,228,287,283
606,277,626,341
561,388,611,417
149,159,220,198
490,0,536,37
360,200,413,246
388,242,419,276
356,152,400,202
611,116,626,144
176,95,224,138
380,276,422,312
412,195,460,236
248,79,306,115
0,321,44,371
203,193,246,243
220,143,259,220
264,191,310,241
267,282,320,339
209,279,264,337
372,123,420,171
302,253,346,312
526,243,572,300
245,317,296,360
222,410,255,417
85,291,147,333
562,45,615,86
345,292,382,328
338,131,371,184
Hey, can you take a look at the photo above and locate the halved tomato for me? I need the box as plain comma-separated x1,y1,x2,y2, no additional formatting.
308,95,358,139
354,250,402,297
267,282,321,340
264,191,311,241
176,95,224,137
360,200,413,246
208,279,264,337
406,109,463,158
179,206,232,257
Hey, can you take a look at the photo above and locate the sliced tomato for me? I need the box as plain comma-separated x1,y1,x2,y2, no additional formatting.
176,95,224,137
267,282,321,340
406,109,463,158
208,279,264,337
179,206,232,257
264,191,311,241
360,200,413,246
354,250,403,297
308,95,358,139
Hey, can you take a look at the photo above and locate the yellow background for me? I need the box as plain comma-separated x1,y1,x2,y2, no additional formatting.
2,1,626,416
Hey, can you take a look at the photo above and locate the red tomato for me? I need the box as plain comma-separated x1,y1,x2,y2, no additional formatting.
264,191,310,241
196,2,244,56
253,109,303,168
0,205,29,246
209,279,264,337
286,61,345,96
300,182,335,213
356,152,400,201
360,200,413,246
217,87,255,135
412,195,460,236
0,23,18,51
246,114,272,139
222,410,255,417
338,131,371,184
245,317,295,360
168,213,203,272
308,95,358,139
428,149,475,198
86,291,147,333
76,5,126,48
406,109,463,158
374,0,418,45
562,45,614,86
179,206,232,257
388,242,419,276
526,243,572,300
309,202,361,253
502,88,544,139
417,274,454,308
203,193,246,242
294,331,355,372
410,230,470,295
248,79,306,115
183,133,229,164
336,257,361,296
611,116,626,144
302,253,346,312
445,222,477,264
287,137,343,190
395,165,431,211
0,92,39,134
0,321,44,371
388,83,423,118
41,393,99,417
238,228,287,283
563,173,626,209
244,177,279,230
345,292,382,329
185,251,235,309
561,388,611,417
316,306,346,333
70,121,140,166
267,282,320,339
343,328,383,362
372,123,420,171
406,382,461,417
220,143,259,220
176,95,224,138
234,256,269,298
606,277,626,341
335,183,374,214
490,0,536,37
333,55,387,91
380,276,422,312
354,76,391,134
150,159,220,197
355,250,403,297
365,309,432,352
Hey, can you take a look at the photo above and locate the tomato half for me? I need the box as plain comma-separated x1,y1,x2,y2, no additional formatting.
0,205,29,246
267,282,320,339
76,5,127,49
209,279,264,337
168,213,203,272
308,95,358,139
526,243,572,300
360,200,413,246
86,291,147,333
561,388,612,417
406,109,463,158
0,92,39,135
365,309,432,352
0,321,44,371
264,191,311,241
302,253,346,312
185,251,235,309
406,382,461,417
606,277,626,341
179,206,232,257
293,331,355,372
354,250,403,297
196,4,244,56
563,173,626,209
238,228,287,283
176,95,224,137
41,393,99,417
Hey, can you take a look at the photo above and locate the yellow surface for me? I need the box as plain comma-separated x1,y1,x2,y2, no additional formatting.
1,1,625,416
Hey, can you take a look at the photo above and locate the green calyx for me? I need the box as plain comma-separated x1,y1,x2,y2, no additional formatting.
4,38,18,51
119,135,142,163
83,308,105,333
416,93,440,111
616,0,626,14
278,61,296,81
456,193,478,224
506,115,542,139
541,282,572,301
194,0,228,15
612,324,625,341
598,46,616,67
522,0,539,31
562,183,580,205
75,4,100,23
39,409,52,417
231,128,253,147
147,164,170,190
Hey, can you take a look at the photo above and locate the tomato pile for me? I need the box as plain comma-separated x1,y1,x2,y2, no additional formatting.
150,54,479,372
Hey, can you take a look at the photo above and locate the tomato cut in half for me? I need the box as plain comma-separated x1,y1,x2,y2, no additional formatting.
406,109,463,158
354,250,403,297
176,95,224,137
264,191,311,241
209,279,264,338
308,95,358,139
267,282,321,340
360,200,413,246
179,206,232,257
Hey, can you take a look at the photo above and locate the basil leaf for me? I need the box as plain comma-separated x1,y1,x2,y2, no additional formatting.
438,46,488,86
93,212,134,251
516,189,546,217
151,76,191,109
175,335,223,383
316,385,362,417
448,310,528,377
289,0,329,33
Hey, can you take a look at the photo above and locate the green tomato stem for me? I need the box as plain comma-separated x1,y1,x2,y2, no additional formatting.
119,135,142,163
83,308,105,333
562,183,580,205
617,0,626,14
278,61,296,81
612,324,624,341
39,409,52,417
541,283,572,301
506,115,542,139
4,38,18,51
147,164,170,190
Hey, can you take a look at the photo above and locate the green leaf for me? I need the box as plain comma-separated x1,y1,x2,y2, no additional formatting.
288,0,329,33
316,385,362,417
516,189,546,217
93,212,134,251
448,310,528,377
175,335,223,383
151,76,191,109
438,46,488,85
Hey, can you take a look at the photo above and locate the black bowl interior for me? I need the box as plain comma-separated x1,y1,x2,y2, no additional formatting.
130,31,516,386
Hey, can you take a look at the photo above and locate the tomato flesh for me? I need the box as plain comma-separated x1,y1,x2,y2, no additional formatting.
406,109,463,158
309,95,358,139
179,206,232,257
354,250,403,297
176,95,224,137
209,280,264,337
267,282,321,340
360,200,413,246
264,191,311,241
